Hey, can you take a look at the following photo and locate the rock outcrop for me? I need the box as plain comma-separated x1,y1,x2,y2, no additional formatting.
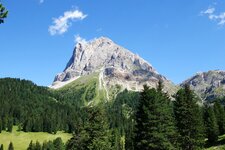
51,37,177,95
181,70,225,101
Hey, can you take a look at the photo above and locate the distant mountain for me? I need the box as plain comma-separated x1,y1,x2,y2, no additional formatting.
181,70,225,101
51,37,177,100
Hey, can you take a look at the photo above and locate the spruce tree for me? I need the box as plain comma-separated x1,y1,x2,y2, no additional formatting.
204,105,219,144
0,3,8,24
66,106,112,150
35,141,41,150
41,141,48,150
134,84,177,150
27,141,34,150
174,85,204,150
213,100,225,135
8,142,14,150
53,137,64,150
0,144,3,150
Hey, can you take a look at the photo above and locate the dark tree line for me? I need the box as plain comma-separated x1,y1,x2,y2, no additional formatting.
0,78,84,133
27,137,65,150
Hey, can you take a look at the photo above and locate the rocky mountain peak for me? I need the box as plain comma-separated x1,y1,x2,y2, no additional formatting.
181,70,225,101
51,37,176,95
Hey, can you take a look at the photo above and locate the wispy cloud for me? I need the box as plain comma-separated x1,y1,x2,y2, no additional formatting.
74,34,87,44
49,9,87,35
201,7,225,25
201,7,215,15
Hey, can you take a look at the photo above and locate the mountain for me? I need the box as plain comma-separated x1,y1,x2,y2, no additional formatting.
51,37,177,100
181,70,225,101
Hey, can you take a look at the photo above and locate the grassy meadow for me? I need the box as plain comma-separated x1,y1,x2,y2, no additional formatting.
0,126,72,150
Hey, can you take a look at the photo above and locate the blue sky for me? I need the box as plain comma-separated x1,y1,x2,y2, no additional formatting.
1,0,225,86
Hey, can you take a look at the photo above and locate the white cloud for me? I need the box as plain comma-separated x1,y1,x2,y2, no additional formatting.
201,7,225,25
74,35,87,44
49,9,87,35
201,7,215,15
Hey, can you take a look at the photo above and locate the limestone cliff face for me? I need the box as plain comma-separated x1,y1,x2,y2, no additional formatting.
181,70,225,101
51,37,177,94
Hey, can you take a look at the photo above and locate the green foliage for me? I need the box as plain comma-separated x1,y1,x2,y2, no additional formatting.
0,3,8,24
53,137,64,150
0,78,82,133
107,89,139,150
27,137,65,150
54,74,103,106
8,142,13,150
3,77,225,149
27,141,34,150
0,144,3,150
66,106,112,150
35,141,42,150
213,100,225,135
134,84,177,150
204,105,219,144
174,85,205,150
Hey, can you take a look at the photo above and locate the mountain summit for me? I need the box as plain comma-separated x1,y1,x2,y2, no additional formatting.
51,37,176,96
181,70,225,101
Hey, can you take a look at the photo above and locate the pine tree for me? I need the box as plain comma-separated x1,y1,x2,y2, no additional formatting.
174,85,204,150
27,141,34,150
0,3,8,24
0,144,3,150
7,118,13,132
35,141,41,150
41,141,48,150
204,105,219,144
53,137,64,150
45,141,55,150
66,106,112,150
8,142,14,150
213,100,225,135
134,84,177,150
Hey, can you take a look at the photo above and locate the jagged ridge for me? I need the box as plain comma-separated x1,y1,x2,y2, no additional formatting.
51,37,177,97
181,70,225,101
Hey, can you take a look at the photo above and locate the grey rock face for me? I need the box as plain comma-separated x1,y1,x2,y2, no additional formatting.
181,70,225,101
52,37,177,94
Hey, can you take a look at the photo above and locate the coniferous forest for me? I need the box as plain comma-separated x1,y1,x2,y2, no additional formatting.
1,78,225,149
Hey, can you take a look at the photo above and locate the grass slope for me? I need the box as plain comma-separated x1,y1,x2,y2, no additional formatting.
0,126,72,150
54,73,107,106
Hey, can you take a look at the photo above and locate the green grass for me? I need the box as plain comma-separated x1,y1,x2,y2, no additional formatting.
55,73,107,106
0,126,72,150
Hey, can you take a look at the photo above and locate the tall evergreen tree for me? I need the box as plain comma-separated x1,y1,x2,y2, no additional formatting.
213,100,225,135
27,141,34,150
174,85,204,150
8,142,14,150
204,105,219,144
53,137,64,150
0,3,8,24
0,144,3,150
7,118,13,132
35,141,41,150
66,106,112,150
134,84,177,150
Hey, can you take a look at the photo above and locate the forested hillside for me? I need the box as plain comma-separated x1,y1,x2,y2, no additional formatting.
1,78,225,149
0,78,82,133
